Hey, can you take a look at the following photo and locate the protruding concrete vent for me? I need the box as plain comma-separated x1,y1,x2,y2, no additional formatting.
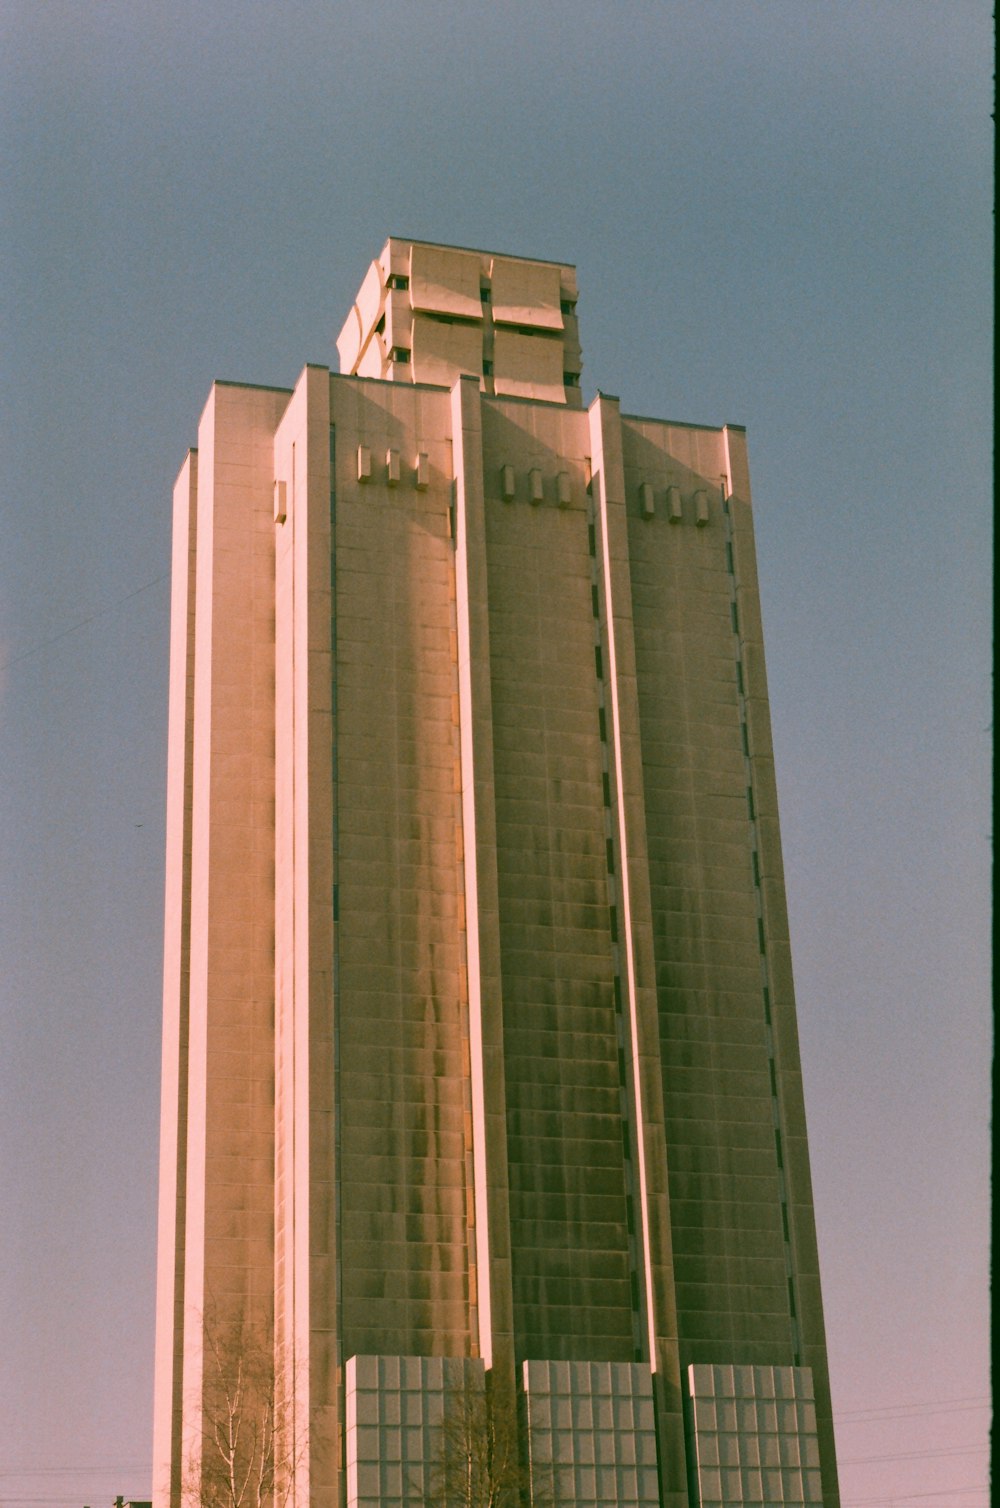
556,471,572,508
386,448,401,486
273,480,287,525
501,464,516,501
639,481,654,519
357,445,372,483
529,467,544,505
694,489,709,526
667,485,682,523
415,452,430,490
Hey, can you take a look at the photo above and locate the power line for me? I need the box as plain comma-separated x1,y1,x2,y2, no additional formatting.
0,1470,149,1479
842,1489,987,1506
0,573,168,673
836,1396,990,1423
841,1443,988,1466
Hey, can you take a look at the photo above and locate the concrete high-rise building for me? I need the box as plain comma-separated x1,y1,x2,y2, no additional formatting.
153,238,840,1508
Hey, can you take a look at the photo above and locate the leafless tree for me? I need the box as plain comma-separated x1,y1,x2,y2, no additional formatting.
424,1380,549,1508
184,1313,303,1508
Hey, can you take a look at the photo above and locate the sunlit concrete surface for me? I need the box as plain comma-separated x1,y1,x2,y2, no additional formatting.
153,240,840,1508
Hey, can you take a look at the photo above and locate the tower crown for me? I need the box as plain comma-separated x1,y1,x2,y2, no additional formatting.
336,236,583,405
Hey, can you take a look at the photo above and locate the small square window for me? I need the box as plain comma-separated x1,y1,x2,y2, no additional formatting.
387,273,409,291
561,299,576,315
390,347,411,364
563,371,580,388
483,359,494,377
480,285,491,303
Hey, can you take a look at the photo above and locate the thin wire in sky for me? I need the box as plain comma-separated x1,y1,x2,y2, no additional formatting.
0,574,168,673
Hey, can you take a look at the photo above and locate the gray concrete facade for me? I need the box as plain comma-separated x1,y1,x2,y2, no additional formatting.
153,241,839,1507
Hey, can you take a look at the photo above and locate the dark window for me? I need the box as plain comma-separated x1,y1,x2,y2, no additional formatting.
375,314,385,335
482,359,494,377
390,347,411,364
480,285,491,302
564,371,581,388
560,299,576,315
387,273,409,291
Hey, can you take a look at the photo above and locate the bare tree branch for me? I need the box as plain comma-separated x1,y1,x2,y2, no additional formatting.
423,1380,548,1508
184,1311,305,1508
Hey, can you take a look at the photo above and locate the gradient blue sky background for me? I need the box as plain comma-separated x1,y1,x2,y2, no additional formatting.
1,5,991,1507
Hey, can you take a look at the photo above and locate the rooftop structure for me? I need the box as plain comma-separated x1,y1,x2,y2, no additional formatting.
336,237,583,404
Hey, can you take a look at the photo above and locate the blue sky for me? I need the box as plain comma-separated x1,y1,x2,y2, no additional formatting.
0,5,991,1506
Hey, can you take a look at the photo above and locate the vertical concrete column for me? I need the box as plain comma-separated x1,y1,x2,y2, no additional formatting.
152,451,198,1508
274,367,334,1508
450,375,515,1390
589,395,688,1508
724,424,840,1508
182,382,287,1495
